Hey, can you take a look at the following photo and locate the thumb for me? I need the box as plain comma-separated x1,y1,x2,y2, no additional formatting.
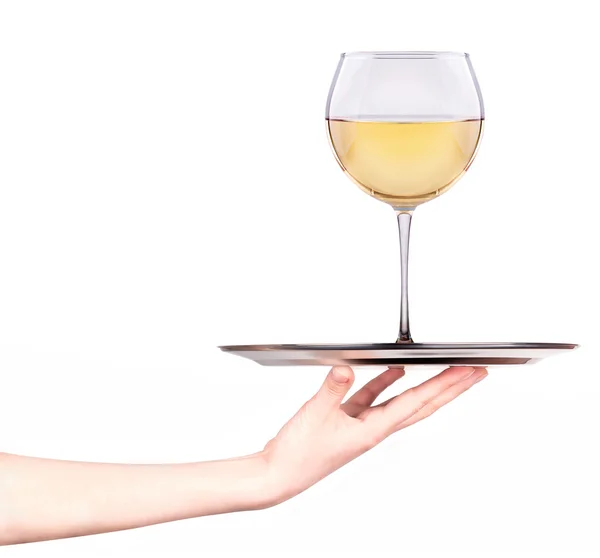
314,366,355,410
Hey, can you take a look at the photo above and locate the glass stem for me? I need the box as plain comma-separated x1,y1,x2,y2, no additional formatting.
396,209,414,343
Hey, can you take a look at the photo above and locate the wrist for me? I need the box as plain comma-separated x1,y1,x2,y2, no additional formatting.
240,450,291,510
256,447,306,508
220,451,282,511
186,450,292,515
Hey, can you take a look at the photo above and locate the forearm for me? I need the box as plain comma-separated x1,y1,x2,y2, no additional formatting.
0,451,273,546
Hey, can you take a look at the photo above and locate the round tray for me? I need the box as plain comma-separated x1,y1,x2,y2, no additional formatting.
219,342,578,367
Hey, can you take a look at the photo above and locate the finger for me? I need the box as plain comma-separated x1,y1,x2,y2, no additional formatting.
364,366,477,431
396,368,488,430
342,367,405,416
312,366,355,412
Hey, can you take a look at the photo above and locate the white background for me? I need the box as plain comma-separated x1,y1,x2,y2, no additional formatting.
0,1,598,556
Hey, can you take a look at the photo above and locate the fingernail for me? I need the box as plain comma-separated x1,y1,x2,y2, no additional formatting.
472,371,488,384
456,366,476,379
332,367,350,383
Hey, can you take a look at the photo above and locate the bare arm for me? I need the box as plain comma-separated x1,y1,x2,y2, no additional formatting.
0,451,270,545
0,366,487,545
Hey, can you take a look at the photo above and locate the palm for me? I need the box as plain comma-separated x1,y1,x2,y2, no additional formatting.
263,366,486,502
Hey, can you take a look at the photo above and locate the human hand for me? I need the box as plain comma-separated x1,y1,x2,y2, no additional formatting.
0,366,486,545
262,366,487,503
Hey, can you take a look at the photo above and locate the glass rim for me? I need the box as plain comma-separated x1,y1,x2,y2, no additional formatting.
341,51,469,60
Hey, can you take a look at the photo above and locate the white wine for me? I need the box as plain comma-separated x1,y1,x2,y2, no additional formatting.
327,118,483,207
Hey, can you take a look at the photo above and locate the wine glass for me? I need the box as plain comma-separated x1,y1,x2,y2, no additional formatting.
220,52,577,367
326,51,484,343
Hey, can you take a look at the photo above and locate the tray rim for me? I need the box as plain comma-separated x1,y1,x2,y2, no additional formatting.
220,342,579,352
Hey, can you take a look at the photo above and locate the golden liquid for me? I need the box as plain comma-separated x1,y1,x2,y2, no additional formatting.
327,118,483,207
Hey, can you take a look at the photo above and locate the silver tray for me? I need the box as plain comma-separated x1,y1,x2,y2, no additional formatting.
219,342,578,367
